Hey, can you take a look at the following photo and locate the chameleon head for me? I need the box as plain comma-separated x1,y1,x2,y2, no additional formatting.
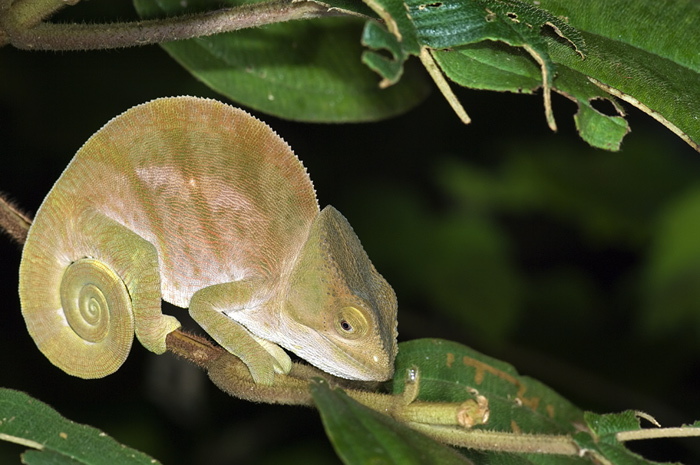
281,206,398,381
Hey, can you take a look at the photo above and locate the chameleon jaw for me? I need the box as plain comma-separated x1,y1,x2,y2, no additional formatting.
300,331,395,382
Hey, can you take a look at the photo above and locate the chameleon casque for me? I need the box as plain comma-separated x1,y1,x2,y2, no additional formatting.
19,96,398,385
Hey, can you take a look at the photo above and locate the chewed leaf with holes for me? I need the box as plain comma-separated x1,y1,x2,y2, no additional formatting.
361,0,586,130
572,411,700,464
536,0,700,152
360,0,700,151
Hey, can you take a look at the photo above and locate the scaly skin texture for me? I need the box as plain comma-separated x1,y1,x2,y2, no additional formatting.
19,96,398,384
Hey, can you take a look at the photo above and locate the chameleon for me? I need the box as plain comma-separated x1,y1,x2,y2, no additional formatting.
18,96,398,385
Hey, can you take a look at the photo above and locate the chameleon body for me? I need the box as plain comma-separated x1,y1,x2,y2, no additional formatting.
19,96,398,384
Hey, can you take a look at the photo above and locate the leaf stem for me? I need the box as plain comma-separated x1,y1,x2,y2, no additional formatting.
588,77,700,153
407,423,581,455
170,329,493,432
522,43,556,132
2,0,344,51
617,427,700,442
419,47,471,124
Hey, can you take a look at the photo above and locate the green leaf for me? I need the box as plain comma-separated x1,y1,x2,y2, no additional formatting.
22,449,83,465
360,0,421,86
388,341,682,464
361,0,587,128
133,0,430,122
431,43,629,150
574,412,678,465
0,389,160,465
310,380,471,465
361,20,411,86
534,0,700,74
545,30,700,152
407,0,585,54
517,0,700,149
392,339,585,435
313,339,692,464
432,42,543,93
549,66,629,151
585,411,641,439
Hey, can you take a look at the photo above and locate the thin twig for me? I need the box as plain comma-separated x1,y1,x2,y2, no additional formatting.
408,423,580,455
3,0,345,51
617,427,700,442
0,194,31,244
418,47,471,124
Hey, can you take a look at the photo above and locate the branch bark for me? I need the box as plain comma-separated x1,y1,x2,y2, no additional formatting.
1,0,345,51
167,329,586,455
0,194,31,244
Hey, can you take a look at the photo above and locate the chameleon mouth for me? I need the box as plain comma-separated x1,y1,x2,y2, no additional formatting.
275,312,395,381
313,333,394,381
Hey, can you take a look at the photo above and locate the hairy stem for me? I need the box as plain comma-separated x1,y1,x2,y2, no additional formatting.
3,0,343,51
169,329,490,431
165,330,224,370
408,423,580,455
617,427,700,442
0,194,31,244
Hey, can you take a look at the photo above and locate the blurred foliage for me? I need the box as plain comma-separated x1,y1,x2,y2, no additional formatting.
1,1,700,464
351,137,700,347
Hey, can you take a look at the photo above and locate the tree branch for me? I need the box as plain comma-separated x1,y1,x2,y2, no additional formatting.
167,328,492,432
0,194,31,245
2,0,346,51
2,0,69,30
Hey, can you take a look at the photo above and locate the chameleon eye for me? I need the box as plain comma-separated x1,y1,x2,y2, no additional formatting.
334,306,368,339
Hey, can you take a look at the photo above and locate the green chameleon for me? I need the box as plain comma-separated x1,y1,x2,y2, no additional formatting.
19,96,398,385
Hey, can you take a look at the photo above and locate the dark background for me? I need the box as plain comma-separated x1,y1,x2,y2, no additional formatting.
1,2,699,464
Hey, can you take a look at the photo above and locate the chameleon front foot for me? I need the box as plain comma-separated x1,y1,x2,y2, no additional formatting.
189,285,287,385
250,333,293,375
